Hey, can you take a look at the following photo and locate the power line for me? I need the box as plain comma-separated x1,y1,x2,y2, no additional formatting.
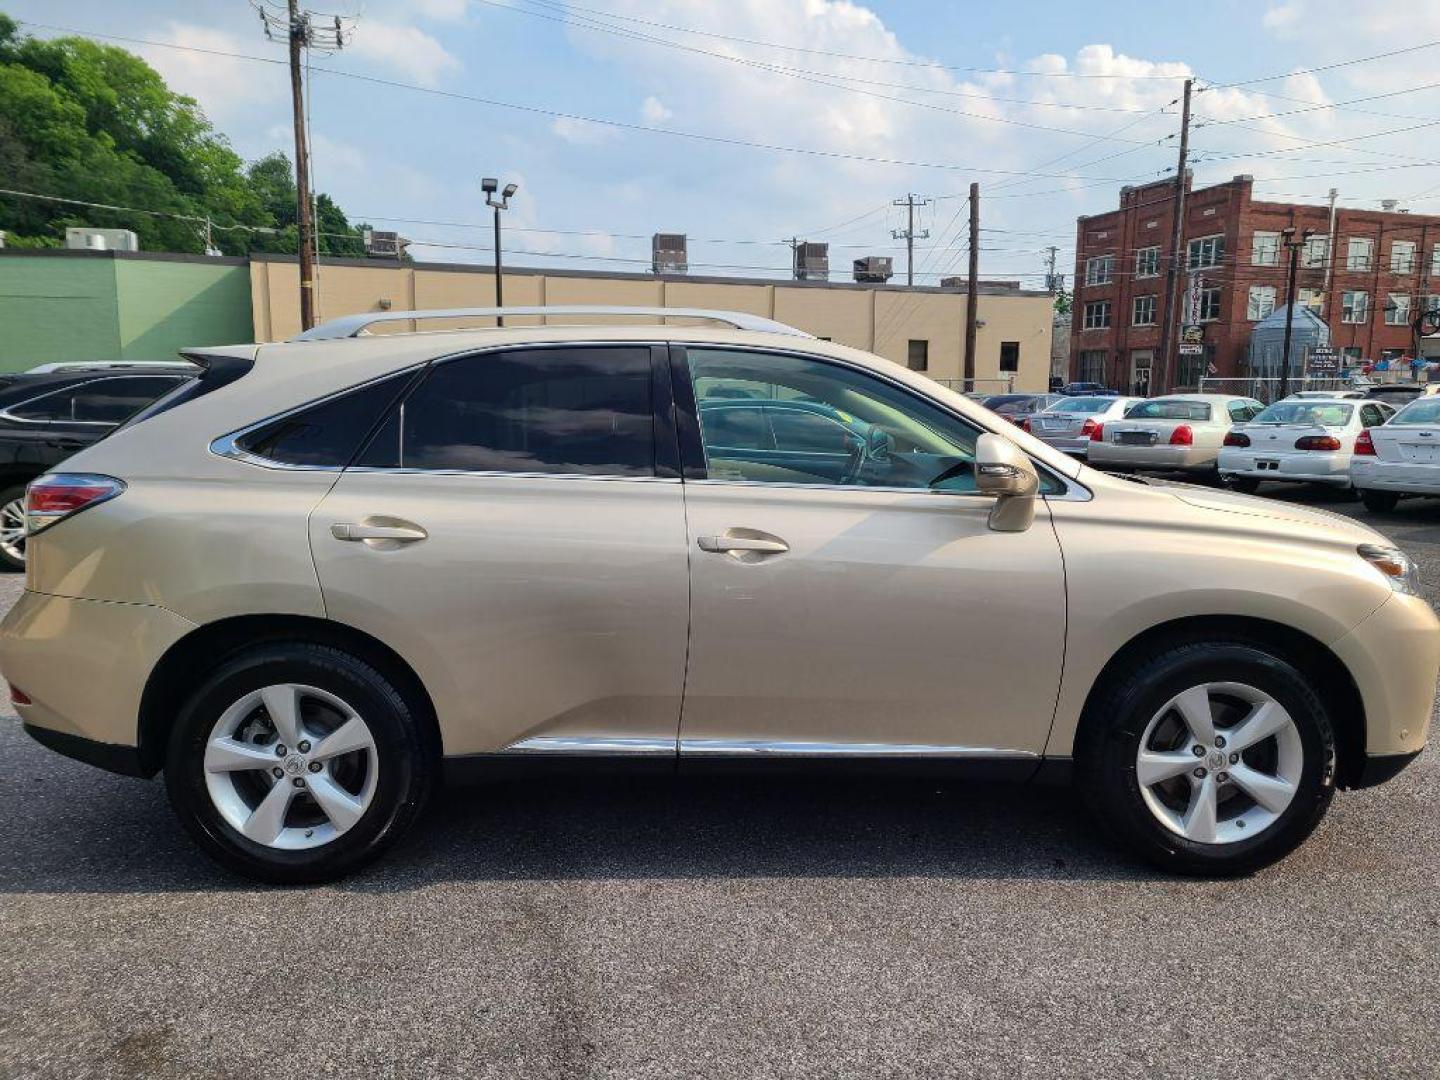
1203,38,1440,89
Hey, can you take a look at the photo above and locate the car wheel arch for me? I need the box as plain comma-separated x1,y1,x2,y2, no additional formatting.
1069,614,1367,789
136,613,442,777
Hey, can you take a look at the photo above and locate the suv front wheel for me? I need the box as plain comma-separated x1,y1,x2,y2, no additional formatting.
1077,640,1336,875
165,642,434,884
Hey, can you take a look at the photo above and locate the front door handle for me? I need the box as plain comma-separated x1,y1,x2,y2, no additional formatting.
331,521,428,542
697,532,789,557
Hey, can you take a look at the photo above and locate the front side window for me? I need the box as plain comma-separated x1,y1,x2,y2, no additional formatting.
1347,237,1374,271
1132,295,1156,326
1135,246,1159,278
1391,240,1416,274
359,347,655,476
1341,290,1370,324
686,348,1058,494
1247,285,1276,321
237,371,418,467
1187,235,1224,270
1386,293,1412,326
1085,255,1115,286
9,375,186,424
1083,300,1111,330
1252,232,1280,267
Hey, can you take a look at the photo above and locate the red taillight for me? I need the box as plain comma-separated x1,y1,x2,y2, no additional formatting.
1353,429,1377,456
1169,425,1193,446
1018,417,1031,432
1295,435,1342,451
1223,431,1251,447
1081,417,1104,441
25,474,125,534
9,685,31,706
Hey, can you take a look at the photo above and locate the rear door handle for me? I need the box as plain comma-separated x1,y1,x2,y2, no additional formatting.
331,522,428,542
697,533,789,556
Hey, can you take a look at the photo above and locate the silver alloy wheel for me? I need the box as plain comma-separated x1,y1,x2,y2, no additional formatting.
0,497,26,564
203,683,379,851
1135,681,1303,845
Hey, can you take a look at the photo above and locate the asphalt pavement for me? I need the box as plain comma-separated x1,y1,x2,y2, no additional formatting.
1,484,1437,1079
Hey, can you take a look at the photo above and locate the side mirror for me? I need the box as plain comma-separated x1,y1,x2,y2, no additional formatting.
975,432,1039,532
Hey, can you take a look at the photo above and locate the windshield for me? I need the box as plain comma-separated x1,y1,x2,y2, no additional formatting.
1389,398,1440,425
1252,402,1353,426
1049,397,1111,414
1125,399,1212,421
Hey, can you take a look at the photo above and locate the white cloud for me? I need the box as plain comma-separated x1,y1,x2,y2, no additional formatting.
408,0,472,20
640,95,674,125
550,116,619,145
136,23,285,127
1262,3,1304,31
345,20,461,87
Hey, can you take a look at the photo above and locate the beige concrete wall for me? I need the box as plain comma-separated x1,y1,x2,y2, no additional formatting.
249,259,1050,391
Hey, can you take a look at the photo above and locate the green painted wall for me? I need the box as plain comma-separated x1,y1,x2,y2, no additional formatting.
0,253,253,372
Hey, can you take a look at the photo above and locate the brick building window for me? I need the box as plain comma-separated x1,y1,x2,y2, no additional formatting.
1251,232,1280,267
1135,246,1159,278
1432,246,1440,275
999,341,1020,372
1084,255,1115,286
906,339,929,371
1197,286,1222,322
1346,237,1374,271
1083,300,1112,330
1302,234,1329,268
1132,295,1157,325
1187,235,1224,270
1078,350,1108,384
1391,240,1417,273
1341,290,1370,324
1298,287,1323,311
1385,294,1412,326
1247,285,1277,321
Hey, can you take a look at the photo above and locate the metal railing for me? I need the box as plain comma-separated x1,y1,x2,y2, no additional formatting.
1197,376,1358,403
930,376,1017,396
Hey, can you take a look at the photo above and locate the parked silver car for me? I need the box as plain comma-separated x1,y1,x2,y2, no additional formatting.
1027,395,1143,457
1087,394,1265,475
1351,396,1440,511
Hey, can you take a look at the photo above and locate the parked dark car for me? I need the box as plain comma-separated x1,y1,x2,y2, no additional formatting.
0,362,196,569
981,393,1065,425
1058,382,1117,397
1363,384,1430,407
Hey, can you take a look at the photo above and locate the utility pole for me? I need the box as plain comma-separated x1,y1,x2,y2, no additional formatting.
1155,77,1194,395
963,183,980,386
892,193,931,287
257,2,352,331
1045,246,1059,293
1277,226,1314,399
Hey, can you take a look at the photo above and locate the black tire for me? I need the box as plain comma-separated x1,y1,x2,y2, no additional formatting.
1075,640,1336,876
0,483,29,572
1227,477,1261,495
1360,490,1400,513
165,642,434,884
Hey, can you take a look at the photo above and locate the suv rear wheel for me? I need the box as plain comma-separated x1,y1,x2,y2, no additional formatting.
164,642,434,884
1077,640,1336,875
0,484,29,571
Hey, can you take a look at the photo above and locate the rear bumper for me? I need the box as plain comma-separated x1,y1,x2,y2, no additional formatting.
0,590,195,767
1088,442,1217,471
1218,449,1351,485
1351,458,1440,495
1036,435,1090,456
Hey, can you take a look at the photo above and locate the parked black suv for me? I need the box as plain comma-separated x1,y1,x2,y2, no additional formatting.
0,362,196,570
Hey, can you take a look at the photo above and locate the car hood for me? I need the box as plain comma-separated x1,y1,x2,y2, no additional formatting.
1140,477,1389,545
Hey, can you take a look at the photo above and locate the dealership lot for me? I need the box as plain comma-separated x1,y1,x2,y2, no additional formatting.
0,486,1437,1079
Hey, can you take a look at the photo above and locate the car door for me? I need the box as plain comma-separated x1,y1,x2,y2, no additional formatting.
673,344,1067,761
0,374,188,467
307,343,691,757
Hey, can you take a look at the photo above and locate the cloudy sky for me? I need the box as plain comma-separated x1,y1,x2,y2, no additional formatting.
10,0,1440,286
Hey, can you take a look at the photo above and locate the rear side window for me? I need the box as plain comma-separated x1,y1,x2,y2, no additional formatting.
236,371,416,467
360,346,655,476
9,376,186,424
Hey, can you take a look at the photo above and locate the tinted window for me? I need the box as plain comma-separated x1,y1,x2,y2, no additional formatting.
769,409,854,453
701,406,774,450
10,376,184,423
370,347,655,476
238,371,415,466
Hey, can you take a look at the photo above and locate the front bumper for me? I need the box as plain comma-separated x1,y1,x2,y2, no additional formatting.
1351,458,1440,496
1218,448,1352,486
1087,442,1218,471
0,590,195,770
1330,592,1440,762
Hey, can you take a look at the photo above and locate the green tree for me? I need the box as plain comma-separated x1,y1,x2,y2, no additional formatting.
1053,287,1073,316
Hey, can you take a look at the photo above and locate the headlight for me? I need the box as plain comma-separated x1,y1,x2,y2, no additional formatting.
1358,543,1421,596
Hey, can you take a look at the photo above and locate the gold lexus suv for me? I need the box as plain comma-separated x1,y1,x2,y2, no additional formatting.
2,307,1435,884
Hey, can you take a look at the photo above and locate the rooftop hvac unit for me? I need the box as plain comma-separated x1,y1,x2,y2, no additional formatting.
940,276,965,289
793,241,829,281
65,227,139,252
652,233,688,275
363,230,408,259
852,256,893,283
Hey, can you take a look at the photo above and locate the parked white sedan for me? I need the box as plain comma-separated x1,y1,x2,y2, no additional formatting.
1218,398,1394,494
1025,395,1144,457
1087,394,1264,475
1351,395,1440,511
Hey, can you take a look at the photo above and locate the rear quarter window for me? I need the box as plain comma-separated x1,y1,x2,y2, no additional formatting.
234,371,418,467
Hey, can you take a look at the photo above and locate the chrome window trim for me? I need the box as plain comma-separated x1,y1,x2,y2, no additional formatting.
1,374,189,428
678,738,1038,759
680,341,1091,502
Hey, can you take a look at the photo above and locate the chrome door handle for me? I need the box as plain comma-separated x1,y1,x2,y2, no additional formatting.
331,522,428,542
697,533,789,555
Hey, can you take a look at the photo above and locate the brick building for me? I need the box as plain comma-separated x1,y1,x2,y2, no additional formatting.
1068,174,1440,394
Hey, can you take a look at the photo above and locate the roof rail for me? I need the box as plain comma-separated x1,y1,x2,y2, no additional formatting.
290,306,813,342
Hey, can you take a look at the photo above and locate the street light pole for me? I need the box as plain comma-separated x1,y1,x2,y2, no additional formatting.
1277,227,1314,400
482,177,519,327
